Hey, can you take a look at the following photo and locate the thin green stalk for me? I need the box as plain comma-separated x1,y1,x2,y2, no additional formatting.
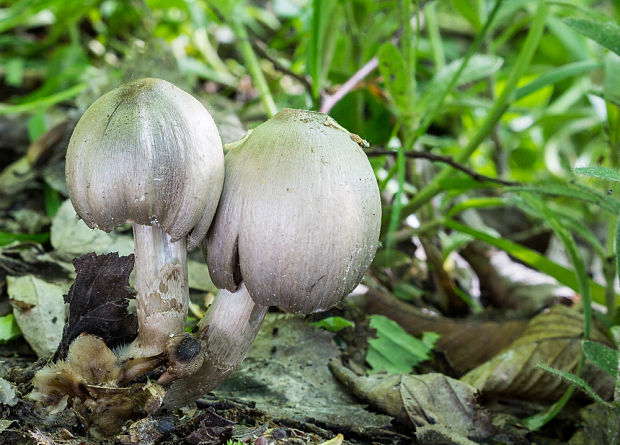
522,374,579,430
309,0,323,105
424,2,444,69
386,147,406,250
229,18,277,118
605,215,619,319
413,0,501,141
521,194,591,429
404,0,548,215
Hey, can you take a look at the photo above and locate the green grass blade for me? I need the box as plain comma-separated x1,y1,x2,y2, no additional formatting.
445,219,614,306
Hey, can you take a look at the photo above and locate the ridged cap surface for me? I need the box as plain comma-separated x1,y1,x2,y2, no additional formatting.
205,109,381,313
66,78,224,249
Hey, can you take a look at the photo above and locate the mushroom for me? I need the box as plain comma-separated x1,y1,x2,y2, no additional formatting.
163,108,381,407
206,108,381,313
65,78,224,361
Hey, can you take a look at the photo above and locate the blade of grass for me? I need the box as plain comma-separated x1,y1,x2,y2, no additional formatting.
0,83,87,115
385,147,406,250
0,232,49,247
412,0,502,141
228,17,277,117
517,194,590,429
445,219,614,306
405,0,548,214
514,60,601,101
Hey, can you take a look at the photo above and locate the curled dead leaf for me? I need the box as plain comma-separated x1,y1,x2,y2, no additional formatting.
329,359,494,443
461,305,614,401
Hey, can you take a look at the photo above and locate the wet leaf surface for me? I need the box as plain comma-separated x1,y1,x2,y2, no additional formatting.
54,252,137,360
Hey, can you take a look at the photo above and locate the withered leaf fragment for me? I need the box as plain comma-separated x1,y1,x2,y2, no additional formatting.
461,305,614,401
54,252,138,361
329,359,494,443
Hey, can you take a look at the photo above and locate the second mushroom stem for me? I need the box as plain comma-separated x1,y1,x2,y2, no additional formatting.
130,223,189,359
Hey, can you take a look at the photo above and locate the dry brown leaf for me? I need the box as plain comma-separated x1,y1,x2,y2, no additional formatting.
461,305,614,401
329,359,493,443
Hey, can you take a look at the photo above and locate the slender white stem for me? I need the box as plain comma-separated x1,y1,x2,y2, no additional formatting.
163,283,267,409
319,57,379,114
125,223,189,359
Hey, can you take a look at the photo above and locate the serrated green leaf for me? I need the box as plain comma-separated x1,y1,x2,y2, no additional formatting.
0,314,21,343
564,18,620,56
377,42,414,117
366,315,438,374
575,166,620,183
538,364,611,407
309,316,355,332
583,341,618,378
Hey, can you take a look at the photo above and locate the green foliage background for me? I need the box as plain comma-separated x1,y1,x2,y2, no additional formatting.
1,0,620,430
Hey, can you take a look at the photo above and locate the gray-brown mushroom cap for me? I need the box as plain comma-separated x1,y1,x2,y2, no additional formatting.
204,108,381,313
66,77,224,249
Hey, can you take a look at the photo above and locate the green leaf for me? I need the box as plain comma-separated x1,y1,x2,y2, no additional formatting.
508,184,620,214
514,60,601,101
446,197,505,218
366,315,439,374
444,219,614,306
564,18,620,56
392,282,424,302
574,166,620,183
617,218,620,283
43,183,62,217
537,364,611,407
5,58,24,87
372,248,411,268
0,231,49,247
309,316,355,332
27,111,46,142
583,341,619,378
0,314,21,343
418,54,503,113
603,53,620,106
377,42,414,117
0,83,87,115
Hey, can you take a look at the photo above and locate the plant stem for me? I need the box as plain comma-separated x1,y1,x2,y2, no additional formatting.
128,223,189,358
229,18,277,118
605,215,619,319
424,2,444,69
404,0,548,216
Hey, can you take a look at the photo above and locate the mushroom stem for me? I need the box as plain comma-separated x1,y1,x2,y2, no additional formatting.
126,223,189,359
162,283,267,409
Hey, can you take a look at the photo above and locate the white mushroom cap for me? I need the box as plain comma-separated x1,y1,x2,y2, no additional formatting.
66,78,224,249
205,108,381,313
